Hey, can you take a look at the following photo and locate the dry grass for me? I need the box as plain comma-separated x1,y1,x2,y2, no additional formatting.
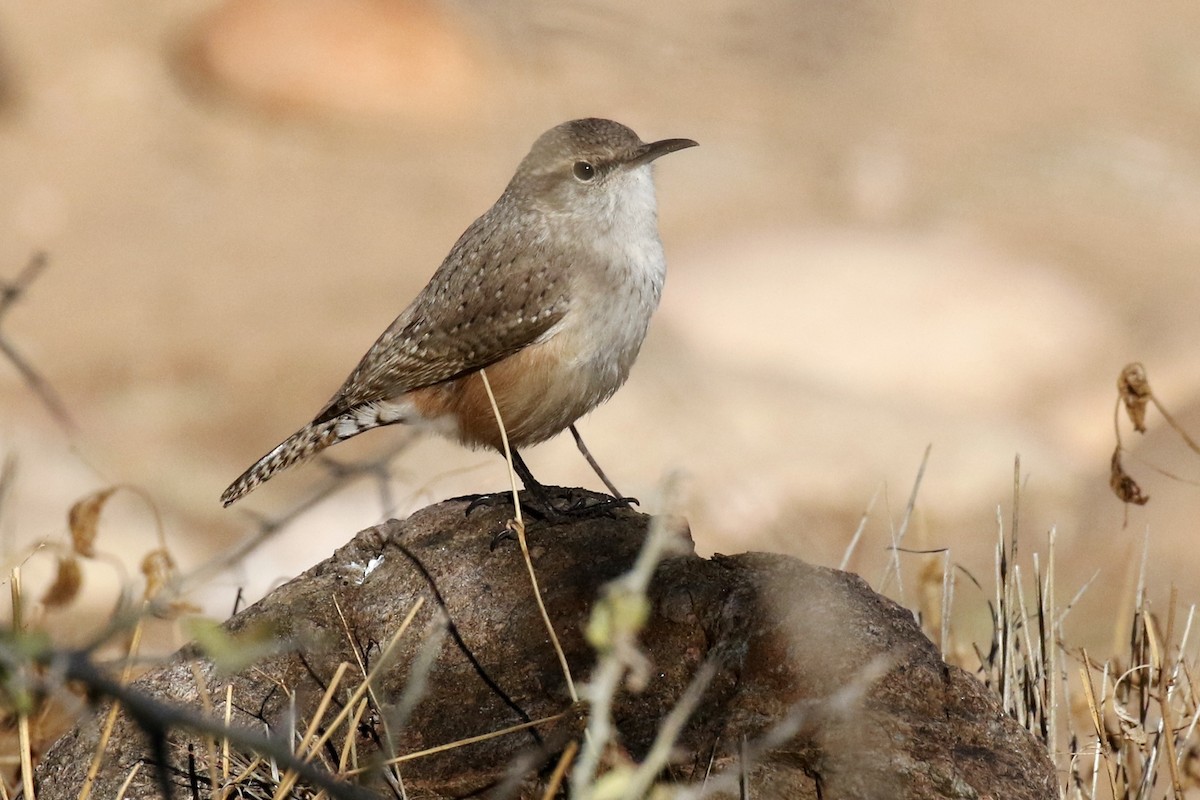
902,456,1200,800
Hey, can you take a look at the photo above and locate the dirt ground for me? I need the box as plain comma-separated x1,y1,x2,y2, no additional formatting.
1,0,1199,652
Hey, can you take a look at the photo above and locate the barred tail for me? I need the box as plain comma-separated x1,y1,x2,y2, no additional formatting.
221,418,343,506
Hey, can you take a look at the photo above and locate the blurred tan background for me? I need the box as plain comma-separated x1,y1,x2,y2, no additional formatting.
1,0,1198,648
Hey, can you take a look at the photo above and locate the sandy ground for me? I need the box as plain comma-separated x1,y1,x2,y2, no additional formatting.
1,0,1199,651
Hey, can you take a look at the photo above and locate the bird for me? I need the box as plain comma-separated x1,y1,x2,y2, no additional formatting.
221,118,696,509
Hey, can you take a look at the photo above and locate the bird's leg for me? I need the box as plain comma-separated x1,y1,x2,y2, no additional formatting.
463,445,635,527
512,448,633,514
568,424,639,509
509,448,634,528
509,449,558,510
461,449,555,519
569,424,621,497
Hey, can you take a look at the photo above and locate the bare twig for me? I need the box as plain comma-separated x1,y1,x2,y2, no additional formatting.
622,661,717,798
839,481,881,571
190,437,417,590
877,443,932,599
673,657,891,800
0,253,75,431
571,476,689,796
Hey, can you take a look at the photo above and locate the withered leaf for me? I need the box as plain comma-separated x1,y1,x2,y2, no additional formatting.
1110,447,1150,506
40,556,82,608
67,487,118,558
1118,363,1152,434
141,548,175,601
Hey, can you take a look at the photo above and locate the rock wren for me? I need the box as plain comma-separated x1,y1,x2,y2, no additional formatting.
221,118,696,507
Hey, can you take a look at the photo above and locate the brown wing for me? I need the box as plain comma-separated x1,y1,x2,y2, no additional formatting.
313,208,571,423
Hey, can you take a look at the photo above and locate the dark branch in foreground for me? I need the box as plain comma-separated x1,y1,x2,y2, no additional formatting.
43,646,376,800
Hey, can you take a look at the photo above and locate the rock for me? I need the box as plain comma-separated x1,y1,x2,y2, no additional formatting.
36,493,1057,799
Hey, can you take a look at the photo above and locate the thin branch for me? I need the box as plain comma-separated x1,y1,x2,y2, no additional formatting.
672,656,892,800
0,253,48,324
571,476,689,795
0,253,76,431
876,444,932,598
188,437,417,591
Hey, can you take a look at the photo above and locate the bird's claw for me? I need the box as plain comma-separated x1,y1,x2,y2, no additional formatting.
459,489,638,549
458,491,547,520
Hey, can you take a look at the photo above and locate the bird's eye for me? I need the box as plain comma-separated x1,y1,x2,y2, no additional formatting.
572,161,596,182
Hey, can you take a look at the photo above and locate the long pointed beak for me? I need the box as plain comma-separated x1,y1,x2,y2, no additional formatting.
628,137,699,167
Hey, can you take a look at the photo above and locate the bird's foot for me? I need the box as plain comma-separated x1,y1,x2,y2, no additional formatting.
457,488,639,537
456,491,548,521
555,490,639,517
519,486,639,521
484,491,639,549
